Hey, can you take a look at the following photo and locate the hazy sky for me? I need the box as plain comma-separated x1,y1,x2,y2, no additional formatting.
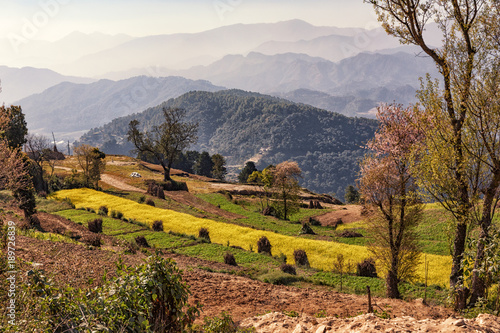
1,0,378,40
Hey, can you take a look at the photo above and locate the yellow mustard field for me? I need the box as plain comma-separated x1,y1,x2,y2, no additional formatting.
53,188,452,286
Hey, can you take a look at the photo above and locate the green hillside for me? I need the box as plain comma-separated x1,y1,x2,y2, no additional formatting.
79,90,378,197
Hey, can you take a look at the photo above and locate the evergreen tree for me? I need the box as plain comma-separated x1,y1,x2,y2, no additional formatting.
211,153,227,180
194,151,214,177
238,161,258,183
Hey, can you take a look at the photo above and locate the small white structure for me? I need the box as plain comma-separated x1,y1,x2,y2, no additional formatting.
130,172,142,178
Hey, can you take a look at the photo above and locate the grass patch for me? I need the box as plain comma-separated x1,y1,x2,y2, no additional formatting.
175,243,281,271
19,229,79,244
196,193,334,237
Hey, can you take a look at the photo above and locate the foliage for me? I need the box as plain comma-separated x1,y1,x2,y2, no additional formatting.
293,249,310,268
359,104,424,298
238,161,258,183
271,161,302,220
127,107,198,181
366,0,500,305
257,236,272,255
74,144,106,189
224,252,238,266
0,105,27,149
198,227,211,243
80,90,377,198
135,235,150,248
280,263,296,275
356,258,377,278
87,218,103,233
211,153,227,180
7,254,200,332
152,220,164,232
344,185,360,204
201,311,255,333
193,151,213,177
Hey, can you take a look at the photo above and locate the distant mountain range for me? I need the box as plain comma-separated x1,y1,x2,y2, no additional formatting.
176,51,438,97
15,49,438,142
78,90,378,197
17,76,224,141
0,66,93,104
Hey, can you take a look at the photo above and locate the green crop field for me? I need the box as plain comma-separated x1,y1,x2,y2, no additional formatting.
53,188,452,286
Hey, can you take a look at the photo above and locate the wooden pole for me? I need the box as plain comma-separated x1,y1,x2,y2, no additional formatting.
367,286,373,313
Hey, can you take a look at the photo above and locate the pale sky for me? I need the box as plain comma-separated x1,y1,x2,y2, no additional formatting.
0,0,378,41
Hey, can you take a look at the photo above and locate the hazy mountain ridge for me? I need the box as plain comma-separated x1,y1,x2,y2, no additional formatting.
78,89,378,197
17,76,225,141
0,66,94,104
176,51,438,103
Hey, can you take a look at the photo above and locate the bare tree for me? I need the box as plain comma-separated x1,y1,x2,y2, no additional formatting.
127,107,198,181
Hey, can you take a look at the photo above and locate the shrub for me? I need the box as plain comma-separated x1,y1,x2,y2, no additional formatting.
294,249,310,268
135,236,150,248
88,218,103,233
224,252,237,266
98,206,108,216
198,227,211,242
85,207,96,213
152,220,164,232
125,240,139,254
308,216,321,226
110,210,117,218
257,236,272,255
146,199,155,207
21,254,200,332
202,311,254,333
299,223,316,235
84,234,101,247
357,258,378,278
38,191,47,198
262,206,277,217
138,195,146,203
280,263,297,275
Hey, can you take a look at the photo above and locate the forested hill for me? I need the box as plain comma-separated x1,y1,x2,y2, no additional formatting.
79,90,378,197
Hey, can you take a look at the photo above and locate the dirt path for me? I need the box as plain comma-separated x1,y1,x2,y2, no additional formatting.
100,174,146,193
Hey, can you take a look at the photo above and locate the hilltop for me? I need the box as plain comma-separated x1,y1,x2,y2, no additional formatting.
78,89,378,198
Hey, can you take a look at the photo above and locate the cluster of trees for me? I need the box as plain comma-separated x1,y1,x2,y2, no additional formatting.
242,161,303,220
360,0,500,307
127,107,227,181
79,90,378,198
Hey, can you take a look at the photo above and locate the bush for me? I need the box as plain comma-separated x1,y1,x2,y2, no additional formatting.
98,206,108,216
146,199,155,207
308,216,321,226
280,263,297,275
257,236,272,255
202,311,254,333
84,234,101,247
357,258,378,278
152,220,164,232
262,206,277,217
138,195,146,203
293,249,310,268
135,236,150,248
125,240,139,254
224,252,237,266
20,254,200,332
88,218,103,233
198,228,211,242
38,191,47,198
299,223,316,235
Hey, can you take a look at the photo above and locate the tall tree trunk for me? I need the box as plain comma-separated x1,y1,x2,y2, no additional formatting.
470,175,500,305
386,267,400,299
451,221,468,288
